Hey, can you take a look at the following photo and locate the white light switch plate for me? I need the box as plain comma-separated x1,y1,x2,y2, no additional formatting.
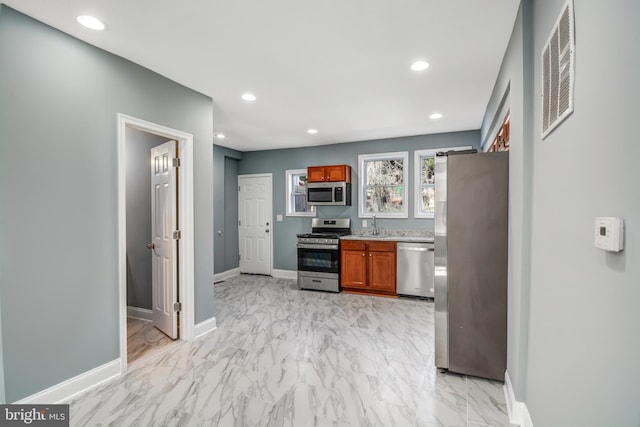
594,217,624,252
276,214,283,222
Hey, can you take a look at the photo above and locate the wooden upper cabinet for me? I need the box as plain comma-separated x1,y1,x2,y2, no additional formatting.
307,165,351,183
307,166,326,182
325,165,350,182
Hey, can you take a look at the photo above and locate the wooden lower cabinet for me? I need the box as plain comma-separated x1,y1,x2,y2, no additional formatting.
341,240,396,296
341,245,367,288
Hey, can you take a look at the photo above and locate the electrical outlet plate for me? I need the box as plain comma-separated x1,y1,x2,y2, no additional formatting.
362,219,368,228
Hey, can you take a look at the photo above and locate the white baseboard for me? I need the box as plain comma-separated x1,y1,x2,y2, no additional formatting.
272,269,297,280
15,359,120,404
504,371,534,427
215,268,296,281
127,306,152,321
213,268,240,282
194,316,217,339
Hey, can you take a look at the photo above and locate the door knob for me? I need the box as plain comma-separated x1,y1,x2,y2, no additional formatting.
146,243,155,249
266,229,270,233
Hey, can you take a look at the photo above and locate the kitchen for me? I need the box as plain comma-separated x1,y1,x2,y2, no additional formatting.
214,130,480,276
216,127,508,376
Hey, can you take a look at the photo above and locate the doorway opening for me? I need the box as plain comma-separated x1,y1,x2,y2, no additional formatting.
117,114,195,373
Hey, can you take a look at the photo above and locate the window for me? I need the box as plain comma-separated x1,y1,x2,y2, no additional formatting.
488,114,510,152
358,152,409,218
414,149,436,218
285,169,315,217
414,146,472,218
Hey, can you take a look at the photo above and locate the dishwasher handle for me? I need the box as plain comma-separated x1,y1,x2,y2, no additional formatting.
397,246,434,252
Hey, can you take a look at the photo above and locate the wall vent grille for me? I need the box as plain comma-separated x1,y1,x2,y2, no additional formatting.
542,0,575,139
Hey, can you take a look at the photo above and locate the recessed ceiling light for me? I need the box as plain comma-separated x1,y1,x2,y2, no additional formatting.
430,113,443,120
77,15,106,31
241,93,256,102
410,60,430,71
307,129,318,134
215,133,226,139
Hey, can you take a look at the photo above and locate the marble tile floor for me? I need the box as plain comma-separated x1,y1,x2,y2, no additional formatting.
127,316,177,366
69,275,516,427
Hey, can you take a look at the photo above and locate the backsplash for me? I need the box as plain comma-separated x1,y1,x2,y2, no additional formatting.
351,229,434,239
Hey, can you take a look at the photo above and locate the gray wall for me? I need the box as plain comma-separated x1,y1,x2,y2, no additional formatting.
238,131,480,271
0,8,4,401
0,294,4,403
125,128,171,310
224,157,240,271
0,6,214,402
480,1,533,402
524,1,640,425
213,145,243,274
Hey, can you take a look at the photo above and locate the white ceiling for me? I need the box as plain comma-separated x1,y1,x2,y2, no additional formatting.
3,0,520,152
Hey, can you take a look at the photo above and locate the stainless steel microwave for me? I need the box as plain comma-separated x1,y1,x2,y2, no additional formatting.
306,182,352,206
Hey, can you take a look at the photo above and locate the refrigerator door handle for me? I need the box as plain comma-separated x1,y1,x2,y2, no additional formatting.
434,154,449,370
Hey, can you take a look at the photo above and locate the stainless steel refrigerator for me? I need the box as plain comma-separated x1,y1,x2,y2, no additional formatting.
434,150,508,381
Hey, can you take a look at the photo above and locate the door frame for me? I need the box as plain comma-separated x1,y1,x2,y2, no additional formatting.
117,113,195,374
238,173,273,276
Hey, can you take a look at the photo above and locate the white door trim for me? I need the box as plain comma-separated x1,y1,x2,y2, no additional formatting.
238,173,274,276
117,113,195,374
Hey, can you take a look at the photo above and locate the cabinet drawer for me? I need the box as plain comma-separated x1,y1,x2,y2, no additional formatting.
367,241,396,252
341,240,365,251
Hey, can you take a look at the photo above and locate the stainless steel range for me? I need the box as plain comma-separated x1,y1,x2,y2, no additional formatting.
297,218,351,292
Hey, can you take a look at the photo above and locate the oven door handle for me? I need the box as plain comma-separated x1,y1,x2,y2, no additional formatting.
297,243,339,250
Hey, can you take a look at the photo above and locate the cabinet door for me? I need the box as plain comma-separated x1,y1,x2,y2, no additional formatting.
341,250,367,288
325,165,347,182
368,250,396,292
307,166,326,182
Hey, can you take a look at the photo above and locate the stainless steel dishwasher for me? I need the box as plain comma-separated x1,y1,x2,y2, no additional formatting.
397,242,434,298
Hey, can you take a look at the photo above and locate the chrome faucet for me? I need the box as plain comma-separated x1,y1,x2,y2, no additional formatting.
371,215,380,236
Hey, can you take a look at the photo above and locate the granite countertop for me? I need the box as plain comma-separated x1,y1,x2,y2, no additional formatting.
341,230,434,243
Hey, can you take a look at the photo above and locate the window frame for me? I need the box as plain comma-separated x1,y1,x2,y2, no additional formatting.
414,146,472,218
285,169,316,217
358,151,409,219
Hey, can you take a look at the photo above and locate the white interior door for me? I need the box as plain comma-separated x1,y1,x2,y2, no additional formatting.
238,174,273,275
151,140,178,339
